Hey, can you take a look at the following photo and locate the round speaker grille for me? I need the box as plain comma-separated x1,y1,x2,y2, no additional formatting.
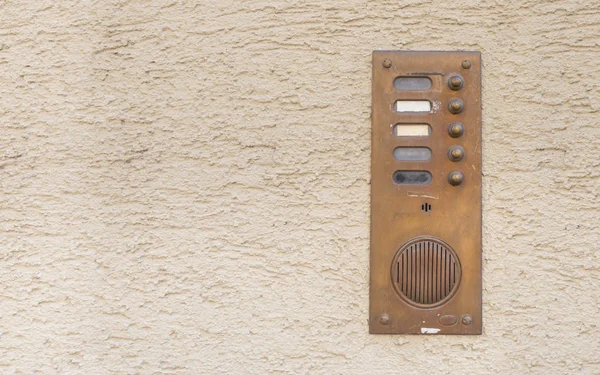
391,237,461,308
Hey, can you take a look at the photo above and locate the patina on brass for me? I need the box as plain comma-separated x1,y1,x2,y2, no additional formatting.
448,76,464,90
448,170,464,186
448,98,464,114
370,51,482,335
448,122,464,138
448,146,465,161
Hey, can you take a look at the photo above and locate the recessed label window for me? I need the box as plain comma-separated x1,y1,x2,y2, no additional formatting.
394,101,431,113
393,147,432,161
393,171,432,185
393,124,431,137
393,77,432,90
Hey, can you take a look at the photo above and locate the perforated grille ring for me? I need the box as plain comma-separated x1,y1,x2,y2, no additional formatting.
391,237,461,308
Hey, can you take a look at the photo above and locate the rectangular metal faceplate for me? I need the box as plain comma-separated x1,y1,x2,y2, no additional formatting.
370,51,482,335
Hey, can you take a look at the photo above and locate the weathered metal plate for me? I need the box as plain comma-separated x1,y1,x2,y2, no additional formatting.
370,51,482,335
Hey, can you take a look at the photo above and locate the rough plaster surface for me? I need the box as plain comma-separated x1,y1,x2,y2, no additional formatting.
0,1,599,374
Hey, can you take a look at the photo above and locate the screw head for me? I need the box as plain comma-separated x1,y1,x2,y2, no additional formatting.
448,146,465,162
448,122,464,138
462,314,473,326
448,98,464,114
379,314,390,325
448,76,464,90
382,59,392,68
461,60,472,69
448,171,464,186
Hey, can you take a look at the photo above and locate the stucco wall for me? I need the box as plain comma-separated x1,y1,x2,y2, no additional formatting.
0,1,599,374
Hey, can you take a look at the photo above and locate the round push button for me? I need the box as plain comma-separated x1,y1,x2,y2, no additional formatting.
448,171,464,186
448,146,465,162
462,314,473,326
448,76,464,90
448,98,464,114
448,122,464,138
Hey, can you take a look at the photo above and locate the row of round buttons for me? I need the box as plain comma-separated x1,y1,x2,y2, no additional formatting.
446,72,467,186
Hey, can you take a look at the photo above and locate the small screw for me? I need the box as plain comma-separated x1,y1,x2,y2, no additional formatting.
382,59,392,68
462,314,473,326
379,314,390,325
448,98,464,114
461,60,472,69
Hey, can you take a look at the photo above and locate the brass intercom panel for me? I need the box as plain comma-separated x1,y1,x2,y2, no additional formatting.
370,51,482,335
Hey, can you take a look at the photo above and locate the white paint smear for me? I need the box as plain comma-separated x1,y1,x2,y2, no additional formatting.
421,327,441,334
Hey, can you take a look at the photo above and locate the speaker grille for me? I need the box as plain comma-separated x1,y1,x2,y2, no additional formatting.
391,237,461,308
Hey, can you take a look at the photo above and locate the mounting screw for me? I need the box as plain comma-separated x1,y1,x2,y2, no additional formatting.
461,60,472,69
448,122,464,138
382,59,392,68
448,171,464,186
462,314,473,326
448,146,465,162
448,76,464,90
379,314,390,325
448,98,464,114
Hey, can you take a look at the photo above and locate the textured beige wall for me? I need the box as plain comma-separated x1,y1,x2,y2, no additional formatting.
0,0,599,374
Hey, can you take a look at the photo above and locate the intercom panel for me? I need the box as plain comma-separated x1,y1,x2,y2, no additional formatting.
370,51,482,335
